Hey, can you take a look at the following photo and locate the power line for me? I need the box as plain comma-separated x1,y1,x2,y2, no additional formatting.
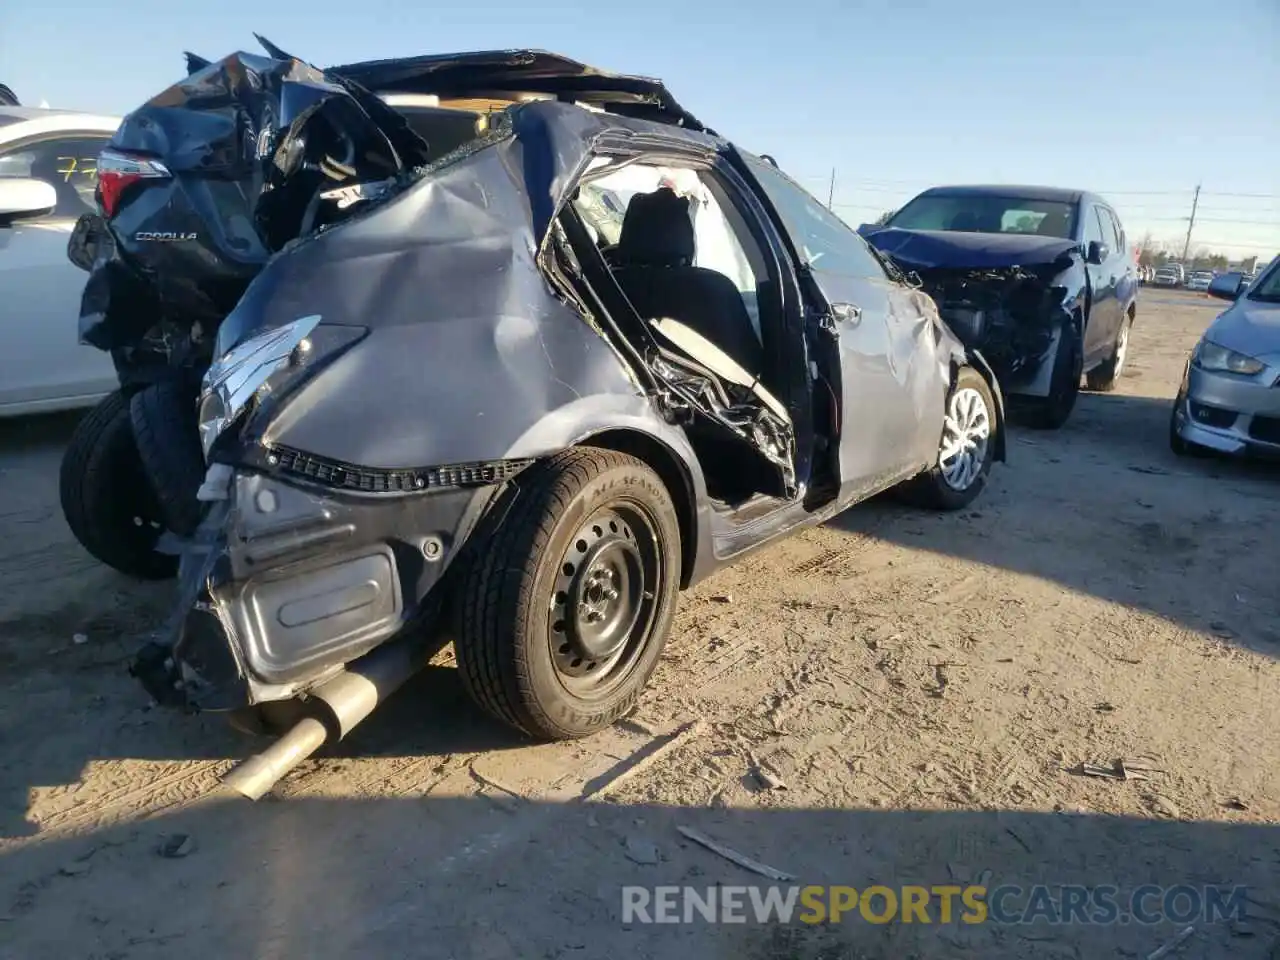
793,175,1279,202
1127,216,1280,224
1193,217,1280,225
1192,240,1277,251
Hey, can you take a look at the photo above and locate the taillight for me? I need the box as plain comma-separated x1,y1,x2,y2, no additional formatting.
96,148,171,218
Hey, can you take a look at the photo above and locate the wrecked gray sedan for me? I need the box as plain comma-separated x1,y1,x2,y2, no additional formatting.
89,47,1005,791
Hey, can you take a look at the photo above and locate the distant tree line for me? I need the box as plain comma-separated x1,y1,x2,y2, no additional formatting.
1135,233,1237,271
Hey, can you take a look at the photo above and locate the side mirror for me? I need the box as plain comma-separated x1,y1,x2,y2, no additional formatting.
1086,240,1109,265
1207,274,1244,301
0,177,58,227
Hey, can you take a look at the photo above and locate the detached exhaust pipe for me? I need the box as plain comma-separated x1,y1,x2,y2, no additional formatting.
222,638,428,800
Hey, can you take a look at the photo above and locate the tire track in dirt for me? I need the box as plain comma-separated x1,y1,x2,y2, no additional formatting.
24,760,232,838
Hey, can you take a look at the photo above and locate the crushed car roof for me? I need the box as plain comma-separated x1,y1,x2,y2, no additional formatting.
327,48,708,132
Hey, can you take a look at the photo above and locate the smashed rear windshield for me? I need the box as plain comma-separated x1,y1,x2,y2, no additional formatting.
891,195,1076,239
411,107,512,178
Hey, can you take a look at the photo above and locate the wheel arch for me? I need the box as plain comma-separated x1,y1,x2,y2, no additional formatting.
577,428,701,589
954,349,1007,464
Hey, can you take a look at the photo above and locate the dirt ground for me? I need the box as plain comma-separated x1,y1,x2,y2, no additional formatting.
0,289,1276,960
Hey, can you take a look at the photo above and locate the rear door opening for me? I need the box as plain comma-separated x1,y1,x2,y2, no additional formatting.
551,152,816,506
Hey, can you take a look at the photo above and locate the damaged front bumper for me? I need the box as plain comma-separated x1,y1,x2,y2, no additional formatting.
133,461,510,711
1171,357,1280,458
924,270,1076,398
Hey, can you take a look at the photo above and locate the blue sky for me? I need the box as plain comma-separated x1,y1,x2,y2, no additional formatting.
2,0,1277,260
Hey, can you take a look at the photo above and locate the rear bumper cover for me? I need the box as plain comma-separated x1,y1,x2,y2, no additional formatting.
135,465,502,711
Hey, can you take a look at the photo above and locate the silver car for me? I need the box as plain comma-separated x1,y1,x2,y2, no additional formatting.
1171,257,1280,457
0,106,120,416
1185,270,1214,292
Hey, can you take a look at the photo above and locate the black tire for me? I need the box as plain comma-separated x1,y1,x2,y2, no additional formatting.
901,367,997,511
1086,312,1132,392
454,448,682,740
59,392,177,580
1027,323,1083,429
129,381,206,537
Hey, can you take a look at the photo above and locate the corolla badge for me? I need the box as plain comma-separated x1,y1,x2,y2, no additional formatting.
134,231,199,242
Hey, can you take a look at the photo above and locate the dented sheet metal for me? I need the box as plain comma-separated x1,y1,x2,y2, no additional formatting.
328,48,708,132
77,40,427,358
860,226,1084,393
221,100,723,472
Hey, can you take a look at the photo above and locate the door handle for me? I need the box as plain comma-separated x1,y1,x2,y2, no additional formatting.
831,302,862,325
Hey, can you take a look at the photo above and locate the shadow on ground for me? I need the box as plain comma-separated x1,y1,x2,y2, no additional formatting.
0,659,534,839
830,391,1280,658
1,793,1277,959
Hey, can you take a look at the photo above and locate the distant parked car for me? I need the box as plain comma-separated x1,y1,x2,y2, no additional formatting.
1186,270,1215,292
859,185,1139,428
0,105,120,416
1171,257,1280,458
1153,266,1182,287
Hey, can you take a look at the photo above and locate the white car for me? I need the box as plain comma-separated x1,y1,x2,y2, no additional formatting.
1185,271,1214,292
0,106,120,416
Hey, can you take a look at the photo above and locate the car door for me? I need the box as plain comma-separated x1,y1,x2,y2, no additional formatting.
1101,206,1135,322
0,132,116,414
1081,205,1119,364
738,155,937,498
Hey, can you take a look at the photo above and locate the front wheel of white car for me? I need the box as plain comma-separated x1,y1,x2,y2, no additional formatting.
901,367,996,511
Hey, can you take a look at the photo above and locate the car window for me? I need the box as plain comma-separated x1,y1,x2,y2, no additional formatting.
742,155,887,281
1099,207,1123,253
1245,258,1280,303
888,193,1076,239
1083,206,1106,248
573,161,764,335
1109,210,1126,253
0,134,109,219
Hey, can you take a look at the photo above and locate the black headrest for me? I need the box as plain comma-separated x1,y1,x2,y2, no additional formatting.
1037,211,1069,236
617,187,694,266
948,211,983,232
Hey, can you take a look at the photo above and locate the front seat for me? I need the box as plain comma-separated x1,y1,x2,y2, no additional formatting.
1036,210,1070,237
611,187,763,377
948,210,984,232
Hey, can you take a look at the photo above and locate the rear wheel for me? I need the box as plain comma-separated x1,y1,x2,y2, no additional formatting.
130,380,207,537
1028,324,1082,429
453,448,681,740
59,392,177,580
1086,312,1132,392
901,367,996,511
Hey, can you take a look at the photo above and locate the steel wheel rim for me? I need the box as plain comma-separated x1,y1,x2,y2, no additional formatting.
939,386,990,491
548,502,663,700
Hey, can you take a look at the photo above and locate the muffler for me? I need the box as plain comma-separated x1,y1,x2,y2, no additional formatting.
221,637,428,800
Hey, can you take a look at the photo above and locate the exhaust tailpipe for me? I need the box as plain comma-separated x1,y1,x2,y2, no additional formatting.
222,638,428,800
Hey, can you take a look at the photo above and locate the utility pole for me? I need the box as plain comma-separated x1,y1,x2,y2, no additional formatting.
1180,183,1201,263
827,168,836,210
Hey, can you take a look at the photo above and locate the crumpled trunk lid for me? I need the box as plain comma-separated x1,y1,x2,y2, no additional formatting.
76,40,427,357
